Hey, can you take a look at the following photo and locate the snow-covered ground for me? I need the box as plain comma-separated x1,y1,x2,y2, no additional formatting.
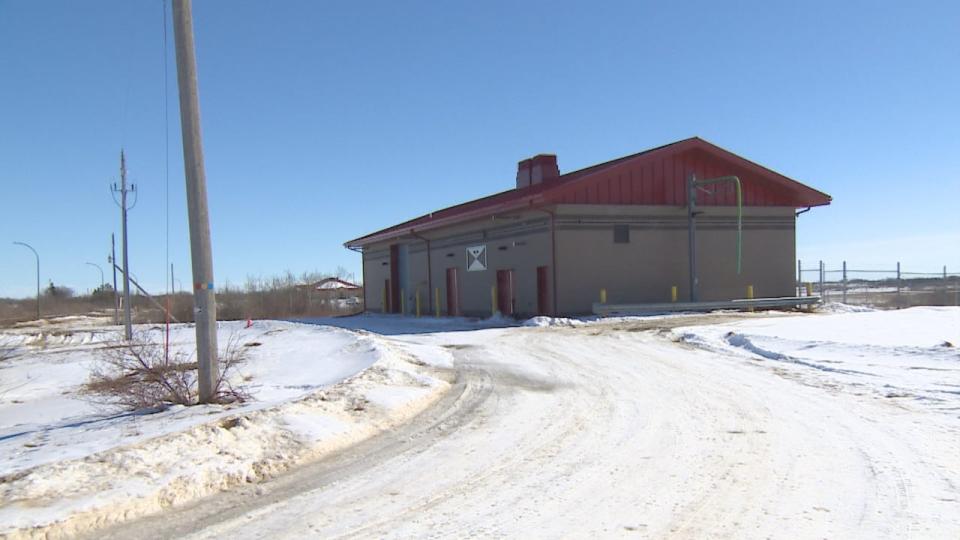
3,307,959,539
72,306,957,540
0,318,453,539
675,306,960,416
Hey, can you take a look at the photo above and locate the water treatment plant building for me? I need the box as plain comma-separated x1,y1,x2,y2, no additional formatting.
345,137,831,317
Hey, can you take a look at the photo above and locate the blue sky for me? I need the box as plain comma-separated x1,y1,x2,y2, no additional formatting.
1,0,958,298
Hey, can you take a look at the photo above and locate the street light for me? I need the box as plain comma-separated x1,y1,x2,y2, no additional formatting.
85,262,105,291
13,241,40,320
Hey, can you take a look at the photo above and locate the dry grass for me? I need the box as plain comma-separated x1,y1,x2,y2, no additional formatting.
1,282,363,328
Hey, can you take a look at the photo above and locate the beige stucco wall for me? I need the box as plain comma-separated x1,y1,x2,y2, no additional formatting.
554,205,796,314
360,204,797,317
361,246,391,312
361,211,554,317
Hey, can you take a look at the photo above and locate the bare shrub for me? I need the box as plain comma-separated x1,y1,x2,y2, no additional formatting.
84,332,250,410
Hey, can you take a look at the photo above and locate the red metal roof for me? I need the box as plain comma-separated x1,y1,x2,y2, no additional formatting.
345,137,831,247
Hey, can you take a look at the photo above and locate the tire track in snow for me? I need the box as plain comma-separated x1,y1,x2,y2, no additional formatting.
88,324,960,539
326,342,608,539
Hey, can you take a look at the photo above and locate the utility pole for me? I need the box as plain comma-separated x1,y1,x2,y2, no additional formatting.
110,234,119,325
112,151,136,340
173,0,219,404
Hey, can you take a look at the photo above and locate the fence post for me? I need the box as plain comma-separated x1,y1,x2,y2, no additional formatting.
842,261,847,304
896,261,901,304
819,260,824,300
797,259,802,296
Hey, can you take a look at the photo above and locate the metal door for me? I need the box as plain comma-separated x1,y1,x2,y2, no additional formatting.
389,245,400,313
384,279,392,313
496,269,514,316
445,267,460,316
536,266,549,315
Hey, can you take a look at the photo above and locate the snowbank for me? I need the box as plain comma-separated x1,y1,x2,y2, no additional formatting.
0,320,452,539
816,302,877,314
674,306,960,415
293,312,521,336
522,316,586,328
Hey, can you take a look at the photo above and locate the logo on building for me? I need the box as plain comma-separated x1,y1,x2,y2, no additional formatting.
466,245,487,272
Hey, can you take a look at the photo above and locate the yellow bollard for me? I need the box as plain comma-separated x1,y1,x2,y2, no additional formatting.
600,288,607,304
746,285,754,312
415,289,421,318
671,285,678,303
434,287,441,317
400,289,405,316
381,286,387,314
805,282,813,297
491,284,498,316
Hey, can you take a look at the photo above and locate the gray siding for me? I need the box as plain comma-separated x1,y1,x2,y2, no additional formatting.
362,212,553,317
361,204,796,317
555,205,796,314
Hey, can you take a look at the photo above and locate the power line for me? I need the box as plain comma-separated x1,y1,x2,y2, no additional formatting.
163,0,172,360
163,0,171,297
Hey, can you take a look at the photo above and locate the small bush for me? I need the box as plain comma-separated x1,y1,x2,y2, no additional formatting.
84,332,250,410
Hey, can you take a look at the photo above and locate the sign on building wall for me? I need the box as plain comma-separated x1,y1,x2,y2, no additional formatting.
466,245,487,271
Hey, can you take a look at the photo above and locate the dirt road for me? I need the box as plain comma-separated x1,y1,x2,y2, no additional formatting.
92,321,959,539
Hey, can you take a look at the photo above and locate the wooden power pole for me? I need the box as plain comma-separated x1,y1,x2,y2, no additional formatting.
111,151,135,340
172,0,219,403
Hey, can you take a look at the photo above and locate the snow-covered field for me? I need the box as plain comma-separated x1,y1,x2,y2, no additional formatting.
2,306,959,539
0,318,454,539
675,306,960,416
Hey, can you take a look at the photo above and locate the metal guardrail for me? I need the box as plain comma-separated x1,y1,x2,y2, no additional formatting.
593,295,821,316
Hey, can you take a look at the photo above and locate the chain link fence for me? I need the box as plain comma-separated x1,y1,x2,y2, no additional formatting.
796,260,960,308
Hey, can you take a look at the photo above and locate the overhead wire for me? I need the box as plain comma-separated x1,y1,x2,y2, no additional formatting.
163,0,170,294
163,0,172,360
